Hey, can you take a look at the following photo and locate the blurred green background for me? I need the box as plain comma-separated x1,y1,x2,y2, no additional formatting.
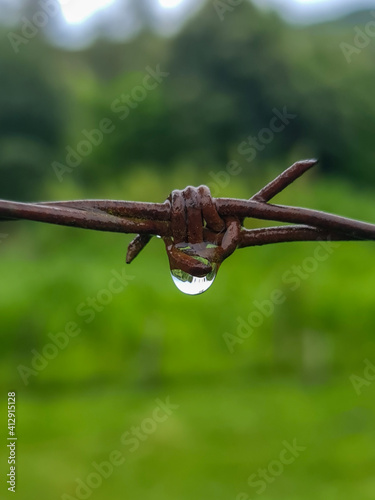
1,0,375,498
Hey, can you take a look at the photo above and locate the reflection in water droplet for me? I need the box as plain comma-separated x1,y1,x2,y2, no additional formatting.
171,263,217,295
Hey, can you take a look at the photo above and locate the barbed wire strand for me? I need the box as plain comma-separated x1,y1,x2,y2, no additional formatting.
0,160,374,275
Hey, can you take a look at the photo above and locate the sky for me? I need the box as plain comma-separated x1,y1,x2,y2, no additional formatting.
253,0,375,23
59,0,117,24
56,0,375,26
0,0,374,50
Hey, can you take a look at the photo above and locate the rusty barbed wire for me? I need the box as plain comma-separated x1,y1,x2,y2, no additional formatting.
0,160,374,278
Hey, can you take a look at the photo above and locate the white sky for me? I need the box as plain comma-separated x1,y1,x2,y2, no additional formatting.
59,0,116,24
42,0,375,49
57,0,375,26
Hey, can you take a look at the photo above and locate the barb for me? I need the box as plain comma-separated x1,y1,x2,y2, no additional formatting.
0,160,374,280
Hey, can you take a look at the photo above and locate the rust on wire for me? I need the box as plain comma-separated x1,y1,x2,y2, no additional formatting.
0,160,374,280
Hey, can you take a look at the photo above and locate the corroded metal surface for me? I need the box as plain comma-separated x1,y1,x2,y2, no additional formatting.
0,160,374,277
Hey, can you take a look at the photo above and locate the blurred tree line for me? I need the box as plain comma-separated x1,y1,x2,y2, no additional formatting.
0,0,374,199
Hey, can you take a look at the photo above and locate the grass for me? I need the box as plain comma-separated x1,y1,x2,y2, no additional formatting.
7,379,375,500
1,168,375,498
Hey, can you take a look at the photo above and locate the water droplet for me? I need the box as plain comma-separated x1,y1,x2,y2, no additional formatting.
171,263,217,295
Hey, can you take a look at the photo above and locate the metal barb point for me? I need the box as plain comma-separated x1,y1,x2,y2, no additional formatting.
0,160,374,277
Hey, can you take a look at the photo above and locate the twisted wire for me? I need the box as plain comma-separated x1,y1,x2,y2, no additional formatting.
0,160,374,276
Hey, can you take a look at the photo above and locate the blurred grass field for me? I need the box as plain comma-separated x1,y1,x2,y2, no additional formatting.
1,166,375,499
2,1,375,498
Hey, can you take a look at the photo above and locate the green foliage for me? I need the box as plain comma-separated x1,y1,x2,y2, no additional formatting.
1,2,375,497
0,41,66,198
2,2,375,196
1,171,375,498
0,172,374,386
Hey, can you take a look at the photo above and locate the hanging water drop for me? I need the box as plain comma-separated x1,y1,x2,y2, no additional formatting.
170,263,217,295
